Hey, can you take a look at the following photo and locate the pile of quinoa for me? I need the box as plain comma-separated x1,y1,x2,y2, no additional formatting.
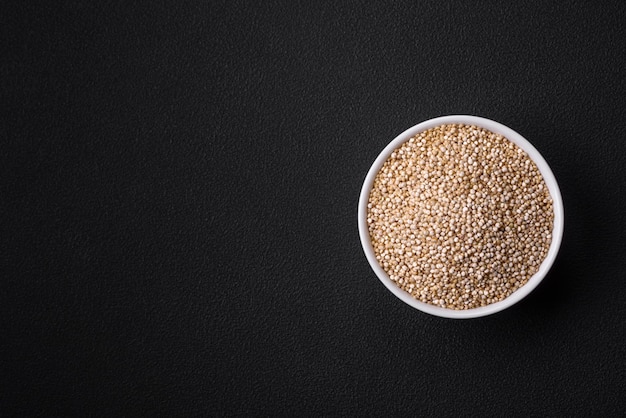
367,124,553,309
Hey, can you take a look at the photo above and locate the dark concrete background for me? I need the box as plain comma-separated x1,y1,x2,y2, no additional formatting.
3,1,626,415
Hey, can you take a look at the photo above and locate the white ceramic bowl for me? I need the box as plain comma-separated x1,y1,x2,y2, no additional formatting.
358,115,564,319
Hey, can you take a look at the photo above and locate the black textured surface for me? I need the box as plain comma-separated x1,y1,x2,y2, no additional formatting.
3,1,626,416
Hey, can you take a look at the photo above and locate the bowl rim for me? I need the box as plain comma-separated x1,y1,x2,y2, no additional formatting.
358,115,564,319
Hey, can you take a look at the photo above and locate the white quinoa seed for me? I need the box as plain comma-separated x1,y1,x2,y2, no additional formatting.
367,124,554,310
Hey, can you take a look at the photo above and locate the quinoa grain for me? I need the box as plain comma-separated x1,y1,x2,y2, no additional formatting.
367,124,554,309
